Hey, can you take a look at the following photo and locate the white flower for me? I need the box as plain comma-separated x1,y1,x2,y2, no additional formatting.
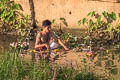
20,44,23,48
23,42,29,47
10,42,17,47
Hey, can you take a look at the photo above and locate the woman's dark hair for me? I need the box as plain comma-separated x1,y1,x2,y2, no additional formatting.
42,20,51,27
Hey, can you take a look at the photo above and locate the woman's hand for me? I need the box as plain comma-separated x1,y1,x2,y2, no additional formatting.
44,43,50,50
64,46,69,51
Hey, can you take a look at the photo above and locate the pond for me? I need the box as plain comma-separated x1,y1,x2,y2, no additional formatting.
0,34,17,53
0,28,87,52
0,28,120,79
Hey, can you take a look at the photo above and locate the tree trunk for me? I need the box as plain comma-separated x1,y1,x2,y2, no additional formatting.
29,0,37,29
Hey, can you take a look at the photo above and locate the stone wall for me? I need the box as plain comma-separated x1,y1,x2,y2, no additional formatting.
15,0,120,28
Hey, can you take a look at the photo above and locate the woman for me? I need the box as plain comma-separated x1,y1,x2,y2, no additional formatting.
35,20,69,60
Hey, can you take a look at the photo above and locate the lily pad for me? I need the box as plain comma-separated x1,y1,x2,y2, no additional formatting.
110,68,118,75
95,60,102,67
105,60,114,67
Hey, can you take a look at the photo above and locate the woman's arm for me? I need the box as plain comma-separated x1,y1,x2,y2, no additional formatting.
35,43,48,49
51,32,69,50
35,32,49,49
58,39,69,50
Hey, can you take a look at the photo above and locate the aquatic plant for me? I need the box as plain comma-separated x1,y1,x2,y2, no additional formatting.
10,41,29,54
78,11,120,47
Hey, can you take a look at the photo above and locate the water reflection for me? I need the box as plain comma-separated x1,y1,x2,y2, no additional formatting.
0,34,17,53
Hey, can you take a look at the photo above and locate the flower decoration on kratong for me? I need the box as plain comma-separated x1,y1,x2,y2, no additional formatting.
117,21,120,26
63,38,70,43
56,32,79,49
61,33,77,42
32,49,37,53
99,47,104,50
32,49,50,54
106,49,109,54
87,51,94,57
10,41,29,50
53,49,60,52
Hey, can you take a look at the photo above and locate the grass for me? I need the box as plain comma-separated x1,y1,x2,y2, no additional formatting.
0,49,108,80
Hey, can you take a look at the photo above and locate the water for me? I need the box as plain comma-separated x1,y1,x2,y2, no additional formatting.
0,34,17,53
58,28,87,37
0,28,87,51
0,29,120,79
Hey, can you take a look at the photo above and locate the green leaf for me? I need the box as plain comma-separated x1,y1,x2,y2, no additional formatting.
78,20,81,27
112,54,115,60
0,0,8,2
0,2,3,7
52,19,56,24
87,12,92,16
110,12,116,20
0,9,5,18
102,11,108,17
12,4,22,10
5,11,14,21
107,23,112,31
97,15,101,22
0,9,7,18
89,19,94,26
83,58,87,63
82,18,88,24
106,60,114,67
91,11,95,17
89,25,97,31
87,11,95,17
60,17,65,21
111,77,116,80
111,68,118,75
108,23,112,27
